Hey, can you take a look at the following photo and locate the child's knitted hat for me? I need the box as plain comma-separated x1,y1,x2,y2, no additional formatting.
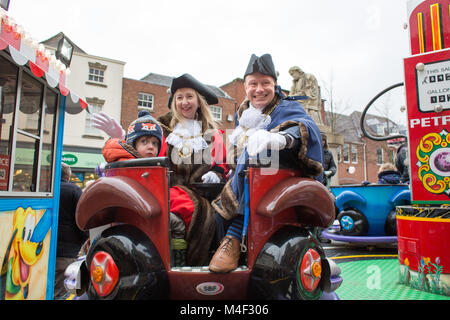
126,110,163,154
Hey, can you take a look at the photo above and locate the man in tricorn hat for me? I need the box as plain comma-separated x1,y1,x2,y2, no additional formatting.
210,53,324,273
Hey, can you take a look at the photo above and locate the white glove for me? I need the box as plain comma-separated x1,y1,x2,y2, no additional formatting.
201,171,221,184
247,130,287,157
91,112,126,139
324,170,333,177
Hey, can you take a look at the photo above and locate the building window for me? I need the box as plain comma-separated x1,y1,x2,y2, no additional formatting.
88,67,104,83
71,171,98,189
343,144,349,163
376,124,385,136
85,104,102,135
26,113,40,133
377,147,383,165
0,54,58,194
336,146,342,163
210,105,222,121
388,149,395,163
351,144,358,163
138,93,154,112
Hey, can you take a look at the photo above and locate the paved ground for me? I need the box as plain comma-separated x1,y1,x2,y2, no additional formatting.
322,239,450,300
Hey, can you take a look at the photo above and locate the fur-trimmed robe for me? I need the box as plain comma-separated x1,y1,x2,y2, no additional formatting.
102,126,226,266
158,112,227,265
212,88,324,221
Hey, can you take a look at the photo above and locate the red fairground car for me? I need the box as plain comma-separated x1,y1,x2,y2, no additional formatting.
64,157,342,300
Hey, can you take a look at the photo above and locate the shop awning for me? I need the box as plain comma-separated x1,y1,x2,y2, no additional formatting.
0,10,90,114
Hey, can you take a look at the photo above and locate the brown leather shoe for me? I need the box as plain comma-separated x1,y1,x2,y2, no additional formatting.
209,236,240,273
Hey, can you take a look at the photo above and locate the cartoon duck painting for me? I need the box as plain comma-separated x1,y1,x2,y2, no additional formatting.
0,207,51,300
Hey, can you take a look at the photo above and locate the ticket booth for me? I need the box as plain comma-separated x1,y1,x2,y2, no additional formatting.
397,0,450,296
0,9,89,299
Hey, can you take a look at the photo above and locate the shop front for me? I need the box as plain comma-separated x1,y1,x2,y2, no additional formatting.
61,148,104,188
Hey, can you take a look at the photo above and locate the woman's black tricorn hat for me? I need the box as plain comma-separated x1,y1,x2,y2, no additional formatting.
244,53,277,81
167,73,218,108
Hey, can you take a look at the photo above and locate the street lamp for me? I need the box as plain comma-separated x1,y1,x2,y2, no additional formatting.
55,34,75,68
0,0,9,11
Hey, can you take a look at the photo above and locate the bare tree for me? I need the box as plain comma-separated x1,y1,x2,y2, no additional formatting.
320,70,347,133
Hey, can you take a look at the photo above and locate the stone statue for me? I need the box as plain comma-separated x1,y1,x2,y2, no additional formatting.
288,66,323,125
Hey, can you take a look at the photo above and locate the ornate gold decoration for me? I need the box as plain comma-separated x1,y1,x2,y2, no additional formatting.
178,143,193,158
416,130,450,197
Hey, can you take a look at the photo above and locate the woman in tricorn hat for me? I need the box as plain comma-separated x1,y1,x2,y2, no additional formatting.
92,73,228,266
157,73,228,266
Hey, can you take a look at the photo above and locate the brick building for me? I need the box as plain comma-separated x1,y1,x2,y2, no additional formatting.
220,77,290,108
121,73,237,131
220,78,246,107
331,111,403,185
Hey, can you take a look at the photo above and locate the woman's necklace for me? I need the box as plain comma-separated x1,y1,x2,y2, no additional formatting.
174,132,203,158
166,119,207,158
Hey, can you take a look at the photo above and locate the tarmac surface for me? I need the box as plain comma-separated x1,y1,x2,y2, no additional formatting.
322,239,450,300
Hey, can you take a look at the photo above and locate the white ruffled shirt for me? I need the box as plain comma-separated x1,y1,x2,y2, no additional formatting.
229,104,271,147
166,119,208,152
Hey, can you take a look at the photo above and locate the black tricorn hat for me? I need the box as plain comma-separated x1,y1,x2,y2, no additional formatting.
168,73,218,108
244,53,277,81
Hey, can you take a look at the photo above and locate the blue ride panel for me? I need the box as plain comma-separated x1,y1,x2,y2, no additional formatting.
331,184,411,236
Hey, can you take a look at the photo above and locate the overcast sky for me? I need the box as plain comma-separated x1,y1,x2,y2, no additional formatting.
8,0,413,125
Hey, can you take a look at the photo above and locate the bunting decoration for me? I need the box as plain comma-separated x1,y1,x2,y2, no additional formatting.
0,9,89,112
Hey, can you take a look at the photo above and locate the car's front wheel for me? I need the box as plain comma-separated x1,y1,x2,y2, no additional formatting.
86,224,168,300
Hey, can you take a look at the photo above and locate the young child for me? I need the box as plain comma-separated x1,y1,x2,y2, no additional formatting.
377,162,401,184
102,110,164,163
101,111,187,264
